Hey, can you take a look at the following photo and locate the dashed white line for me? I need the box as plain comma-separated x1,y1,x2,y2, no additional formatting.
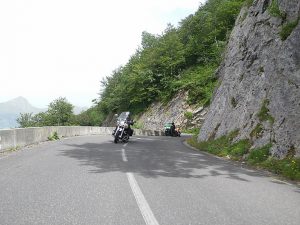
122,148,128,162
135,138,156,141
134,137,168,141
127,172,160,225
122,145,159,224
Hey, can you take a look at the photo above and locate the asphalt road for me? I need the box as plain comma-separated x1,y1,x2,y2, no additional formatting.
0,135,299,225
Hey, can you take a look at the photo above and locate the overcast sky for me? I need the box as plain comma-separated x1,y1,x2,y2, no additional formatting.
0,0,205,108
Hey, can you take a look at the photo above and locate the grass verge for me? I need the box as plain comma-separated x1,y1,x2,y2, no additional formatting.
182,128,200,135
187,134,300,181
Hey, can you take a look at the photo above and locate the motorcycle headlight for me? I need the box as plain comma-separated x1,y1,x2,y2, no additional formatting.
120,121,125,127
124,123,128,128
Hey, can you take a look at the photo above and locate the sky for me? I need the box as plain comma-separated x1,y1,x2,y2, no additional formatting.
0,0,205,108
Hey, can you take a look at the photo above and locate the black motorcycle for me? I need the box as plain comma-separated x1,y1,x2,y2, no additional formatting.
164,122,181,137
112,112,134,143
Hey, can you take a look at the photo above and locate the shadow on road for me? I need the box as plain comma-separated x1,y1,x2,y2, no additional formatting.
58,136,266,182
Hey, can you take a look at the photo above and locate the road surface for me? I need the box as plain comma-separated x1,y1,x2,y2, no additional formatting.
0,135,299,225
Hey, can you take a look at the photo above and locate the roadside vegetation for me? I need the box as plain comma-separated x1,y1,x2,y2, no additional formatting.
187,133,300,181
182,127,200,135
48,131,59,141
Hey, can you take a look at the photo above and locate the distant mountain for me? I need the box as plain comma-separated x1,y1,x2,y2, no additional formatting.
0,97,43,115
0,97,45,129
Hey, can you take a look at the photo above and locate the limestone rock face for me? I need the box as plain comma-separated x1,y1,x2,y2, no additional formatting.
137,91,208,131
198,0,300,158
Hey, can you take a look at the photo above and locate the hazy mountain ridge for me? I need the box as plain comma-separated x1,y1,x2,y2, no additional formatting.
0,97,44,115
0,97,44,129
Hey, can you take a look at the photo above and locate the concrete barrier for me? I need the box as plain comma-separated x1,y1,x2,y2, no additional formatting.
0,126,164,153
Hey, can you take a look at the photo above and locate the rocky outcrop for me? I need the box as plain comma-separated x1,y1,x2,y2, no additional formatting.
136,91,208,131
198,0,300,158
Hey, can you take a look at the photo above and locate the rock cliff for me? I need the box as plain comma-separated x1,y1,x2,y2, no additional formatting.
136,91,208,131
198,0,300,158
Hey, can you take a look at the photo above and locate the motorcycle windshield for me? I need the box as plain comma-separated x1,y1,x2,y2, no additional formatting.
118,112,130,122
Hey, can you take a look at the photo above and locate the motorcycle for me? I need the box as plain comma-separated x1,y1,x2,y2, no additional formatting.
112,112,134,143
164,122,181,137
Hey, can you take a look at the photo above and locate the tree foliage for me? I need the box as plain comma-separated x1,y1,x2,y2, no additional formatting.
17,113,35,128
47,97,74,126
75,106,104,126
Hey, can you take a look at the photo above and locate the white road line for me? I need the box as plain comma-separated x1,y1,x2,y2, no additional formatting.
135,138,155,141
123,143,128,147
122,148,128,162
126,173,159,225
134,137,168,141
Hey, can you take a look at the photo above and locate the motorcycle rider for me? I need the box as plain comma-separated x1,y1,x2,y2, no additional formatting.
112,112,134,136
170,122,176,136
170,122,181,137
126,113,134,136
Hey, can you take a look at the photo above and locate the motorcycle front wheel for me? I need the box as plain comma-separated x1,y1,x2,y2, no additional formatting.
122,135,129,143
114,132,119,143
114,137,118,143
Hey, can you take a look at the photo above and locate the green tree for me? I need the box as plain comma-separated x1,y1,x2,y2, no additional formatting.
75,106,104,126
31,112,50,126
47,97,74,126
17,113,35,128
141,31,158,49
